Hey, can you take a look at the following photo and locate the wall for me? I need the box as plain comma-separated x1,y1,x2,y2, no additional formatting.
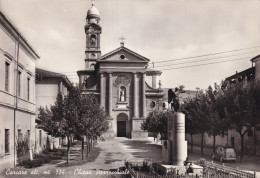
254,58,260,80
35,79,69,149
36,82,59,110
185,129,260,155
0,13,37,171
0,107,15,170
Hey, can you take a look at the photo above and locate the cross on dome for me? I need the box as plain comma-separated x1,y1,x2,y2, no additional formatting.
91,0,95,6
119,36,126,47
119,36,126,43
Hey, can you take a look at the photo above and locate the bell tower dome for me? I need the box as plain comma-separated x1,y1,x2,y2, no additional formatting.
85,0,102,69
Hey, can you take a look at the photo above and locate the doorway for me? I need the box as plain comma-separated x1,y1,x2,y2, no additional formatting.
231,137,235,147
117,121,126,137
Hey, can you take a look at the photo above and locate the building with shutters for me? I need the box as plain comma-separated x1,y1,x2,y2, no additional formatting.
0,11,39,170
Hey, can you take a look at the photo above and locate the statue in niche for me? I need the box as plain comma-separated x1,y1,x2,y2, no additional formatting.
119,86,126,102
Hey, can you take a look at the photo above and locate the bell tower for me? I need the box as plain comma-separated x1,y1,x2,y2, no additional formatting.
85,0,102,69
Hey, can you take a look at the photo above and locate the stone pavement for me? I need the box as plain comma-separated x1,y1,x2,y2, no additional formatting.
67,137,162,171
2,138,259,178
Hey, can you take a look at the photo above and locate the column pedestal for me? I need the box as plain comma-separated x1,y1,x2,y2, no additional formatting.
131,118,148,139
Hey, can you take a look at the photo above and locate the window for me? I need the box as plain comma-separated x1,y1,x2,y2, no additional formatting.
5,62,10,92
18,71,21,97
120,54,125,59
18,129,22,142
39,130,42,146
5,129,10,154
27,78,30,100
90,34,96,46
163,102,167,110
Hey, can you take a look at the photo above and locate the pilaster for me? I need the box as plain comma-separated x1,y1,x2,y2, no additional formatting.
133,73,138,118
142,73,146,118
108,72,112,117
100,73,105,107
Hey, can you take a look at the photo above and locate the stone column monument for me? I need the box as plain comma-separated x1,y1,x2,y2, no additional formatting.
164,112,187,165
172,112,187,166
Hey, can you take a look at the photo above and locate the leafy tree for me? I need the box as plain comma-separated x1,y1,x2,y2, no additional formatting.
63,87,109,160
73,92,109,159
192,91,211,155
38,86,109,162
141,110,174,140
206,84,230,153
38,93,65,138
222,80,260,160
180,98,198,153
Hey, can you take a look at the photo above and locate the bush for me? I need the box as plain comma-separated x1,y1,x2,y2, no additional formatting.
17,138,30,165
19,148,65,168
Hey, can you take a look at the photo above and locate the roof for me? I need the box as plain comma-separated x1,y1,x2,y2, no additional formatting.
36,68,72,86
251,54,260,62
225,67,255,80
146,68,162,75
87,4,100,19
99,46,150,62
77,68,96,75
0,11,40,59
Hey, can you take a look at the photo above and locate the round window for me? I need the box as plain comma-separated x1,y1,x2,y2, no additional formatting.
150,101,156,108
120,54,125,59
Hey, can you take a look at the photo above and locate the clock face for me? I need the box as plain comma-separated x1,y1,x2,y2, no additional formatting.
90,53,96,58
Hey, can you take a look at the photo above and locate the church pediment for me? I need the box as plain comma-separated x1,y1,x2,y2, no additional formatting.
98,46,150,63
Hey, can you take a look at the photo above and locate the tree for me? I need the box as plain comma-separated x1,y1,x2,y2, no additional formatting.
141,110,174,140
39,86,109,163
192,91,211,155
74,92,109,159
63,87,109,160
222,80,260,160
181,98,198,153
206,84,230,153
38,93,65,138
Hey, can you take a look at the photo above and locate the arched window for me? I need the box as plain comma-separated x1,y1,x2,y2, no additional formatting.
163,103,166,109
119,86,126,102
90,34,96,46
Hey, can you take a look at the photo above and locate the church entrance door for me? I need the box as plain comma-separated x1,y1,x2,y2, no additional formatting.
117,121,126,137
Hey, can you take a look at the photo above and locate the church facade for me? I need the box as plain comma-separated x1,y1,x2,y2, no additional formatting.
77,3,164,139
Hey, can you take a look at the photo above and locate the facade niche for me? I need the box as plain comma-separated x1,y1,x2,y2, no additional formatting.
119,86,126,102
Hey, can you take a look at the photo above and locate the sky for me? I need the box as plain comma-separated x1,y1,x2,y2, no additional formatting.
1,0,260,90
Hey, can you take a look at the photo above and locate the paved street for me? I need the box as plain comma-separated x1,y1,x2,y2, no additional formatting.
1,138,161,178
1,138,260,178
